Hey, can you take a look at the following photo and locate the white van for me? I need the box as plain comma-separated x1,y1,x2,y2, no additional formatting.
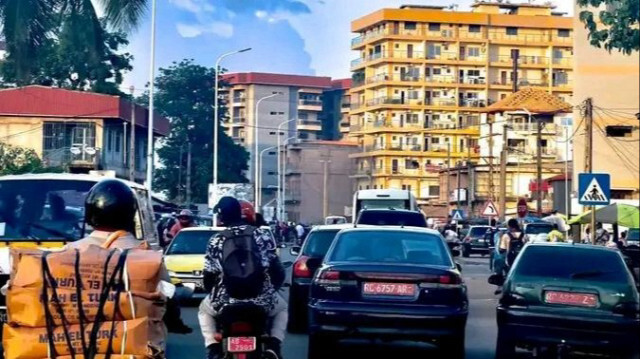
352,189,418,221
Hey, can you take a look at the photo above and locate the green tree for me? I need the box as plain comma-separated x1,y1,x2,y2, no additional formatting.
0,141,61,175
151,59,249,203
578,0,640,54
0,0,146,86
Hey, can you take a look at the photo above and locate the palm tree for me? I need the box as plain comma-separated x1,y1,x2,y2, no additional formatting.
0,0,148,83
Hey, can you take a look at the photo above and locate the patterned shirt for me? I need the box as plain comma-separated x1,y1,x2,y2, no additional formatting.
204,225,278,312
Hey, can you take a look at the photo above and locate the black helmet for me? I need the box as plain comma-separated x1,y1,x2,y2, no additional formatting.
85,179,137,232
213,196,242,226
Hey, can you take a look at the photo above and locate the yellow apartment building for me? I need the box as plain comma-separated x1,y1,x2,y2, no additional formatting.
349,2,573,204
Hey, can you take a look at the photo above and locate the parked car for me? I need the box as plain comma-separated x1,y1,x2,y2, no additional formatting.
523,222,554,243
164,226,224,298
288,224,353,332
492,243,640,358
355,208,427,227
461,225,492,257
308,227,467,359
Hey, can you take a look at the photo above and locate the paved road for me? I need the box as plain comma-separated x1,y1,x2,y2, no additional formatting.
167,253,499,359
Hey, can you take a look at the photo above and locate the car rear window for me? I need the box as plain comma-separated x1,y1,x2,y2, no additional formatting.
302,230,340,257
469,227,490,237
166,230,218,255
526,224,554,235
513,246,630,284
329,231,451,267
357,211,427,227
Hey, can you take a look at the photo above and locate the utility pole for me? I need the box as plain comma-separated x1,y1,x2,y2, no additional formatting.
186,142,192,206
499,124,509,221
129,86,136,182
321,159,331,219
584,98,596,244
511,49,520,93
488,117,495,200
177,144,183,203
536,114,543,216
446,142,452,210
467,136,473,214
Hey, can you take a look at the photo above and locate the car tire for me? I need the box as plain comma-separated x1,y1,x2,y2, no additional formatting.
439,334,465,359
307,333,335,359
495,330,516,359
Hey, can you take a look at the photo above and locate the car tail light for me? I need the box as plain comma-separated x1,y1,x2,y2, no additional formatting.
230,322,253,334
315,270,342,286
438,274,462,285
293,256,312,278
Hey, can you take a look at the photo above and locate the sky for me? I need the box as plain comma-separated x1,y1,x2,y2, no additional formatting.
120,0,574,92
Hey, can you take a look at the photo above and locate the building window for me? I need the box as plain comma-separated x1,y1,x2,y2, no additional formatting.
405,159,419,169
299,112,309,120
428,23,441,32
366,185,370,190
468,25,481,33
468,47,480,57
429,186,440,197
432,68,442,75
405,21,417,30
605,126,633,137
506,27,518,36
427,44,442,58
468,69,481,77
558,29,570,38
431,137,440,144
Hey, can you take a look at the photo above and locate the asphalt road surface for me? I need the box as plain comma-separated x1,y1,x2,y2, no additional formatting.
167,251,500,359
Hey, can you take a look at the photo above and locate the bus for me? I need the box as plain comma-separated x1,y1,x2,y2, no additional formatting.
352,189,418,221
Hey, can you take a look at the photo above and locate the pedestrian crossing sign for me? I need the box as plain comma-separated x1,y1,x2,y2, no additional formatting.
578,173,611,206
451,209,465,221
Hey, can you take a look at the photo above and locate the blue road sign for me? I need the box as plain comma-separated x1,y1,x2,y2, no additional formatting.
451,209,465,221
578,173,611,206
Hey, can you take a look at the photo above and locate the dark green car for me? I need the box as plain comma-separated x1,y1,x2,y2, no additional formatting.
494,243,640,358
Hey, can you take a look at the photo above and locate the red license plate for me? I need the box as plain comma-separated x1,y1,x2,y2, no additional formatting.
544,291,598,307
227,337,257,353
362,282,416,297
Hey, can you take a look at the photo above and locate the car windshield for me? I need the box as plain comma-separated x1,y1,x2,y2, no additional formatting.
0,179,96,241
329,230,452,267
357,211,426,227
166,230,219,255
469,227,490,237
514,246,630,284
302,229,340,257
526,224,554,235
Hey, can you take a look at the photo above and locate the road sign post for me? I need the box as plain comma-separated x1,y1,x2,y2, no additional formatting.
482,200,499,225
578,173,611,244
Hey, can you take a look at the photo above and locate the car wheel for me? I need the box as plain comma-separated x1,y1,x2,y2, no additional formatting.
439,334,465,359
307,333,335,359
495,330,516,359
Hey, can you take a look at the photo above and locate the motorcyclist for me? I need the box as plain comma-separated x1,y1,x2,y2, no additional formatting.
168,209,196,239
67,179,193,334
199,197,287,359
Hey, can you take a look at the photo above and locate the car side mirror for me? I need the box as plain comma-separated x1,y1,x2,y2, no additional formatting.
451,249,461,257
456,262,462,272
290,246,301,256
488,273,505,286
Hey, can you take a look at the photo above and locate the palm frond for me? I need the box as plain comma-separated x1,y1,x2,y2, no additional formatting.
100,0,148,32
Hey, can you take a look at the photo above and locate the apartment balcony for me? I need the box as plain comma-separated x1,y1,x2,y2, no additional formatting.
490,54,549,67
350,102,364,110
232,97,246,106
458,30,487,41
490,78,549,89
231,116,246,124
552,57,572,67
363,144,423,153
488,32,552,45
458,98,488,108
351,57,364,69
458,77,487,87
510,123,559,133
365,97,423,107
297,120,322,131
425,98,458,107
43,147,101,170
552,79,573,90
298,99,323,111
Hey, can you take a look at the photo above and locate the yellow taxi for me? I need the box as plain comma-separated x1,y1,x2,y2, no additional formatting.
163,226,224,297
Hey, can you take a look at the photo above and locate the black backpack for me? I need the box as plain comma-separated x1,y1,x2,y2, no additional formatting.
220,226,266,299
506,232,525,267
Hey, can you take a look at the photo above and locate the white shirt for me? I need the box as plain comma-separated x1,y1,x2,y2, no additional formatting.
296,225,305,237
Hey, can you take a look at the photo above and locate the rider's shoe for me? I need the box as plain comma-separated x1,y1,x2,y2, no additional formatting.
206,343,223,359
265,337,283,359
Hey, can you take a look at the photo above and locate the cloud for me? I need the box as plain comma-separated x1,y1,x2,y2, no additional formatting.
176,22,234,38
169,0,215,13
255,10,268,19
220,0,311,15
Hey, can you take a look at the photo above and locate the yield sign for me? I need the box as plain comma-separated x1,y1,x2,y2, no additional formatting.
482,200,499,217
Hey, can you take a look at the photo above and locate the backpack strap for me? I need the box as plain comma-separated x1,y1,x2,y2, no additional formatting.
102,230,129,249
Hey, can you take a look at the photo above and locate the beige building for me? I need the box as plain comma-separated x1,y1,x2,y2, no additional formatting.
349,2,573,205
572,1,639,199
284,141,358,223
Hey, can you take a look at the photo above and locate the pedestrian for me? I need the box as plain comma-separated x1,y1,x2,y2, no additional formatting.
595,222,610,245
499,218,525,269
168,209,196,239
548,224,565,243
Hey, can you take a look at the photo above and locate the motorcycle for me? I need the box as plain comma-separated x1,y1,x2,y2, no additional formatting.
215,302,276,359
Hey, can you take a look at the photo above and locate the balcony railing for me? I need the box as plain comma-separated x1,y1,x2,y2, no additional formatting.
552,57,572,66
298,120,322,127
491,78,549,87
488,32,550,44
490,54,549,65
43,147,101,169
458,77,487,85
458,99,488,108
350,58,364,68
233,97,246,104
425,98,457,107
299,99,322,107
363,144,423,152
458,31,485,39
232,116,246,123
552,79,572,88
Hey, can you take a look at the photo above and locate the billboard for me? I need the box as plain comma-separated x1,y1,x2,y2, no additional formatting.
208,183,254,208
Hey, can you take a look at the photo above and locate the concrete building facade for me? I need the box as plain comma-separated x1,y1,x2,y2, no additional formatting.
572,1,640,199
284,141,358,223
349,2,574,204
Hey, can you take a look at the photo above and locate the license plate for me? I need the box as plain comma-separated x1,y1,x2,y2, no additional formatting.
362,282,416,297
227,337,257,353
544,291,598,307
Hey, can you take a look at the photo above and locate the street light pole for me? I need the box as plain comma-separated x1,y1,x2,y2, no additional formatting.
258,146,277,210
146,0,157,194
254,93,280,208
276,118,297,220
212,47,251,219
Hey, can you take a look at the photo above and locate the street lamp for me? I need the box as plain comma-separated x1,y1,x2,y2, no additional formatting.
146,0,157,194
258,145,277,210
254,92,281,208
279,136,297,221
212,47,251,219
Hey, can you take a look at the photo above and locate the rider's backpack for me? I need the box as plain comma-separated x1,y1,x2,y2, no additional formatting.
506,232,525,266
220,226,266,299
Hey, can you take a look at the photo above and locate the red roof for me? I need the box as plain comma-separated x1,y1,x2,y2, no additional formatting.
331,78,352,90
0,86,170,136
222,72,332,89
